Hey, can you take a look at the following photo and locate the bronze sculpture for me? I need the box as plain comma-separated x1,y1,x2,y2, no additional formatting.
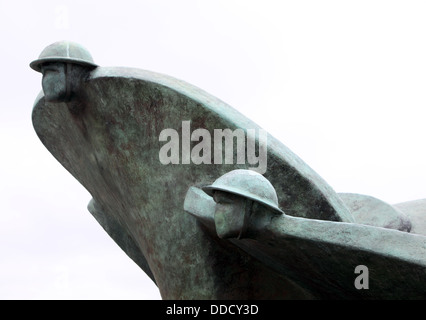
30,41,425,299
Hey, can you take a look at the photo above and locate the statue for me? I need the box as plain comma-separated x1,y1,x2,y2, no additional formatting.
30,41,426,299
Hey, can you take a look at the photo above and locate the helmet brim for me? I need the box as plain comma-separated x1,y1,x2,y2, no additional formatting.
202,185,284,214
30,57,98,72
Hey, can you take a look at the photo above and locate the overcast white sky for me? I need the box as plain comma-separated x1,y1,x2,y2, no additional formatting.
1,0,425,300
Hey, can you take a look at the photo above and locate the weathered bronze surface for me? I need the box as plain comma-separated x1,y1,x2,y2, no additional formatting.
31,41,425,299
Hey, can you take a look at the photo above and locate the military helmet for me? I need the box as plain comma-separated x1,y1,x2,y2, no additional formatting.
203,169,283,214
30,41,98,72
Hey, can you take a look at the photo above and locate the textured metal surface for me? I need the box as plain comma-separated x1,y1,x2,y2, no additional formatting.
31,42,425,299
186,187,426,299
33,66,351,298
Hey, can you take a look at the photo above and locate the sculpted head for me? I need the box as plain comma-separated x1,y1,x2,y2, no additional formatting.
203,169,283,239
213,190,252,239
30,41,97,103
40,62,67,102
40,62,91,103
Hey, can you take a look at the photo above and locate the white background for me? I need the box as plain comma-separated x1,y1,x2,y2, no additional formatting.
1,0,425,299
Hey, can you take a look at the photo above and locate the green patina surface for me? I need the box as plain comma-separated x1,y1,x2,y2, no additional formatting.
31,44,425,298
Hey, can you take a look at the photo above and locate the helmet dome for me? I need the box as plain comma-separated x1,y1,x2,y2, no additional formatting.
203,169,283,214
30,41,97,72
